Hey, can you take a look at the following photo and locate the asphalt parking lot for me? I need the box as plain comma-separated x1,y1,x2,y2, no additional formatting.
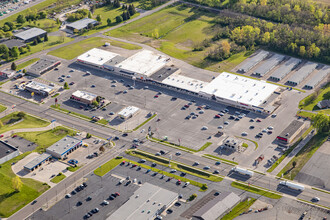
3,135,36,153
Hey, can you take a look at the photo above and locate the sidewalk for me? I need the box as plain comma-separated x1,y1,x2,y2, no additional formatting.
270,132,314,175
1,122,60,137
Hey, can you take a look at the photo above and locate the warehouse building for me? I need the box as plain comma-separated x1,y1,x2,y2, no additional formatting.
108,183,178,220
23,153,51,172
276,120,305,144
199,72,279,114
14,27,47,42
269,58,301,81
115,50,172,78
253,54,285,77
161,74,209,95
238,50,269,73
0,39,26,49
76,48,120,68
192,191,241,220
0,69,16,78
27,58,61,76
304,65,329,89
46,136,82,159
287,62,318,86
0,141,19,165
66,18,98,33
118,106,140,120
24,81,55,96
70,90,97,105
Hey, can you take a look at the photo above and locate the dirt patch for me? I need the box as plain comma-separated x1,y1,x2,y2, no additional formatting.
178,40,194,49
250,199,273,211
149,39,163,49
53,129,68,136
126,33,151,44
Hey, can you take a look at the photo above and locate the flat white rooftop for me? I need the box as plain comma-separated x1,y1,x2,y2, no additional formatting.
116,50,170,77
108,183,177,220
118,106,139,118
72,90,97,101
200,72,278,107
162,74,208,93
77,48,119,66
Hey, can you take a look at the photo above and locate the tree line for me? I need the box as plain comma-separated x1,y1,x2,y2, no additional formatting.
203,15,330,64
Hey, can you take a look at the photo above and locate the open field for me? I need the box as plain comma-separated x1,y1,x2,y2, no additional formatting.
299,83,330,111
0,112,50,134
0,104,7,113
0,153,49,217
221,198,257,220
16,58,40,70
277,132,328,180
15,126,76,153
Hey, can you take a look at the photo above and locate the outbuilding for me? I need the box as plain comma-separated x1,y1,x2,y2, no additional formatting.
71,90,97,105
276,120,305,143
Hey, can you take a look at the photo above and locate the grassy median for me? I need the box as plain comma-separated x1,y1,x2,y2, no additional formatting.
221,198,257,220
231,181,282,199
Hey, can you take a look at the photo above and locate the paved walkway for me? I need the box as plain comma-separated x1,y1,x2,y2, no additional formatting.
270,132,314,175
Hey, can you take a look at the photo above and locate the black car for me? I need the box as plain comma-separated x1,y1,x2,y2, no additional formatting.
31,200,37,205
180,172,186,176
151,163,157,167
122,133,128,137
109,195,115,200
86,196,92,201
71,190,76,195
76,201,82,206
83,182,87,187
160,150,165,155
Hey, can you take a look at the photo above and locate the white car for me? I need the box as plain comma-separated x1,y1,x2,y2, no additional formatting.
65,194,71,198
103,200,109,205
184,182,190,187
268,126,274,130
312,197,320,202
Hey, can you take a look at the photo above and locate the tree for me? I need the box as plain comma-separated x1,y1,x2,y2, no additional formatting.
36,36,41,43
23,69,26,73
221,40,231,56
33,38,38,45
312,113,330,133
16,14,26,24
92,100,99,107
116,15,123,23
27,45,31,52
292,161,297,168
11,62,17,70
99,146,105,152
91,5,96,14
88,12,92,19
44,33,48,42
0,44,9,54
126,11,130,20
114,0,121,8
11,46,19,58
56,18,60,25
107,18,112,26
121,12,127,21
12,176,23,192
63,82,69,89
17,111,26,118
86,133,92,139
323,91,330,100
96,14,101,23
4,31,13,38
298,46,306,57
87,23,94,29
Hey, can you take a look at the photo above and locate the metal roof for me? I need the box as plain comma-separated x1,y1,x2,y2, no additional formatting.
46,136,81,156
77,48,119,66
108,183,178,220
28,58,59,75
24,153,51,170
193,191,241,220
14,27,46,41
25,81,54,93
270,58,301,81
253,54,285,76
278,120,304,139
66,18,98,30
304,65,329,89
238,50,269,73
287,62,318,85
118,106,139,118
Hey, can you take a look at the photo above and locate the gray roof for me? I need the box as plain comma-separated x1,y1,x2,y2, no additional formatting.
150,66,180,82
108,183,178,220
270,58,301,81
287,62,318,85
0,140,18,159
238,50,269,73
278,120,305,139
28,58,60,75
0,39,26,49
103,55,126,68
193,191,241,220
14,28,46,41
46,136,81,156
304,65,329,89
318,100,330,108
24,153,51,170
254,54,285,76
66,18,98,30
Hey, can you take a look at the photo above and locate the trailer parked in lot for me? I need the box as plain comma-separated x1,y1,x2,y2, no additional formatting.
231,167,254,177
279,181,305,191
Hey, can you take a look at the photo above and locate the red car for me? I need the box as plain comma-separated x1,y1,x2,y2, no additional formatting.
0,134,4,138
154,95,159,98
12,135,17,138
115,192,120,196
256,119,262,122
132,164,137,168
184,104,189,108
215,114,221,118
121,161,126,165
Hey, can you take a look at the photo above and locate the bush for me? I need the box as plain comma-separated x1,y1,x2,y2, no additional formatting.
17,111,26,118
116,156,123,159
242,143,248,148
188,193,197,201
86,133,92,139
201,184,208,191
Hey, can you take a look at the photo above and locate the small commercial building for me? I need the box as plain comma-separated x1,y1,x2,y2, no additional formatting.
71,90,97,105
222,137,242,151
0,141,19,165
23,153,51,172
14,27,47,42
66,18,99,33
28,58,61,76
161,74,208,95
276,120,305,143
76,48,119,68
46,136,82,159
24,81,55,96
0,39,26,49
118,106,140,119
0,69,16,78
108,183,178,220
192,191,241,220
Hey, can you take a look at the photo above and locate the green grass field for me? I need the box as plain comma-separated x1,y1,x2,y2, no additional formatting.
231,181,282,199
50,173,66,183
299,83,330,111
0,153,49,217
0,104,7,113
16,58,40,70
67,166,81,172
277,132,328,180
107,40,142,50
221,198,257,220
15,126,76,153
0,112,50,134
94,157,123,176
